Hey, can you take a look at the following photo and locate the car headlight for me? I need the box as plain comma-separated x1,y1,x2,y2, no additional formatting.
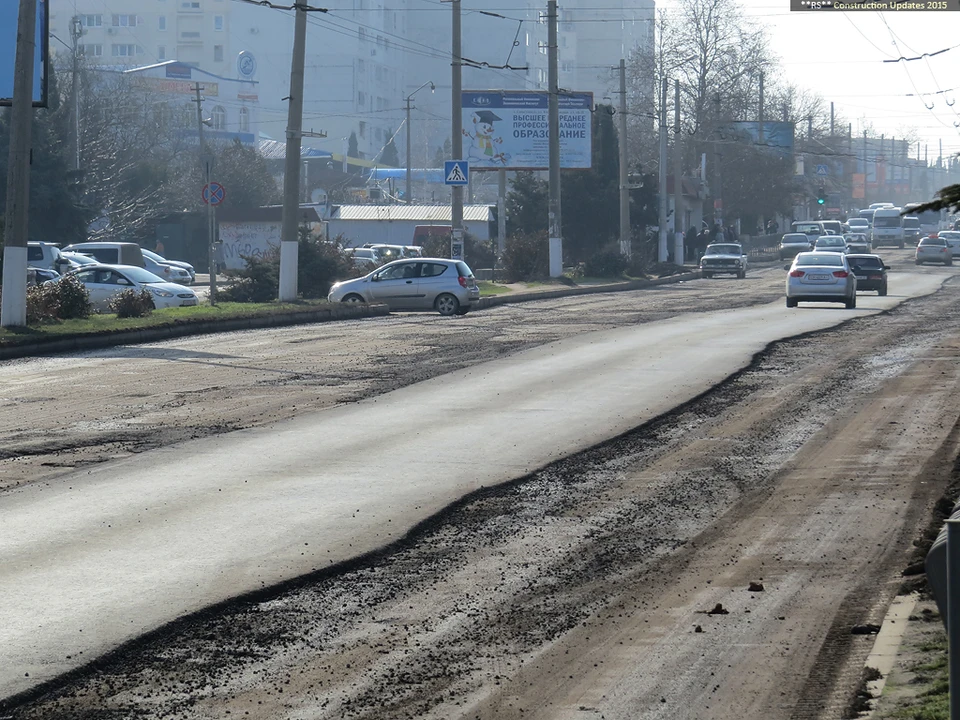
149,287,174,298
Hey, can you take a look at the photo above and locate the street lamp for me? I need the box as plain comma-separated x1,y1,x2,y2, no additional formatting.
405,80,435,204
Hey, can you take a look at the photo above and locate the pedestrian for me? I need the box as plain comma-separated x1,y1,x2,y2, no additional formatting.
685,225,698,261
155,240,165,256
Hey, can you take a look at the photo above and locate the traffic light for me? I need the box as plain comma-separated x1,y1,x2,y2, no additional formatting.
817,186,825,205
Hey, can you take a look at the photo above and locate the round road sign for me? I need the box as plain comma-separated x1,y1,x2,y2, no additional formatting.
202,182,226,206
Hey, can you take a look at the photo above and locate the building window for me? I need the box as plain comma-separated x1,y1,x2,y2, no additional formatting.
81,14,102,28
239,107,249,132
358,59,365,74
357,91,365,106
181,31,200,38
358,27,366,41
111,44,138,57
159,16,166,31
214,45,223,62
212,105,226,130
158,45,166,60
79,44,103,57
111,14,138,27
181,1,200,8
214,15,224,31
359,121,366,138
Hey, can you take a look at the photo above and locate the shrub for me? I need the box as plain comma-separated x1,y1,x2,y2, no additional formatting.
219,248,280,303
54,275,92,319
501,231,549,282
109,288,154,318
582,245,628,278
26,283,62,324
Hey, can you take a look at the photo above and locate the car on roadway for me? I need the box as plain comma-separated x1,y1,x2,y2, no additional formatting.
937,230,960,257
779,233,813,260
784,252,857,309
346,247,383,268
915,236,953,266
64,264,200,312
847,217,870,233
843,233,871,254
142,255,193,284
813,235,849,254
845,254,889,296
902,216,922,245
328,258,480,316
141,249,196,283
699,243,748,278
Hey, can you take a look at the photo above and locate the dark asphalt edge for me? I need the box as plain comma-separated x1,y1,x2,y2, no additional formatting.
0,272,701,361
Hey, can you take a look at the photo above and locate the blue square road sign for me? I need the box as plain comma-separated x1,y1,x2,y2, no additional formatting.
444,161,469,186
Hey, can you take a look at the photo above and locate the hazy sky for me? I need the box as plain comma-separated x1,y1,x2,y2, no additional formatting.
661,0,960,162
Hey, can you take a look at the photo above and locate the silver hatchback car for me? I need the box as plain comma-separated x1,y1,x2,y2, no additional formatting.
785,252,857,309
328,258,480,315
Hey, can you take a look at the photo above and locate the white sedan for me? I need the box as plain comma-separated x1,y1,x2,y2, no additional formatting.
65,264,199,312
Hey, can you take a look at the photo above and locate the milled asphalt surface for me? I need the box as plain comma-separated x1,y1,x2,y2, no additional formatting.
0,271,948,701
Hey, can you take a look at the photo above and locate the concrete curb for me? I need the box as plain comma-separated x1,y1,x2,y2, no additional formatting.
0,271,700,360
0,303,391,361
476,271,702,309
858,593,919,718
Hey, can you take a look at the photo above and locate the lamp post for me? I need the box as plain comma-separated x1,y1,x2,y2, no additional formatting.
405,80,435,204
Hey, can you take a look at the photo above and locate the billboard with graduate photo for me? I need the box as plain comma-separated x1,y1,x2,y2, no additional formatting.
461,90,593,170
1,0,49,107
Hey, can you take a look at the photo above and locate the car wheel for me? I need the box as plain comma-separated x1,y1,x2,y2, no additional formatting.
342,293,365,303
879,285,887,296
947,259,953,266
898,242,904,249
737,270,746,279
845,294,856,309
702,272,712,279
455,307,471,316
915,259,922,265
435,293,460,316
786,297,797,308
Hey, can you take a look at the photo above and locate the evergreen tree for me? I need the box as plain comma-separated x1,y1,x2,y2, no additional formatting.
348,131,359,158
381,129,400,167
505,172,548,236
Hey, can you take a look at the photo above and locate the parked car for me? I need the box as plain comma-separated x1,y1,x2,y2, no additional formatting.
915,236,953,266
346,248,383,269
27,241,73,274
27,266,60,286
784,252,857,309
813,235,849,253
363,244,408,262
328,258,480,316
141,249,196,283
843,233,871,254
403,245,424,258
779,233,813,259
60,251,99,267
64,264,199,312
142,255,193,284
61,242,145,268
937,230,960,257
845,254,889,296
699,243,748,278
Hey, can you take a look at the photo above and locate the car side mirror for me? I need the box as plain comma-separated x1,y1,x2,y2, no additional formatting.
884,265,891,270
783,264,791,271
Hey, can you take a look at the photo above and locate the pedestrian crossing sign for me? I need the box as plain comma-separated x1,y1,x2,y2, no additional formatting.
444,160,469,186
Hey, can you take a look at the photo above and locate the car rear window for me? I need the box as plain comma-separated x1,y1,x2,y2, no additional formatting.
782,234,807,242
848,257,882,269
920,238,946,246
797,254,843,266
456,261,474,277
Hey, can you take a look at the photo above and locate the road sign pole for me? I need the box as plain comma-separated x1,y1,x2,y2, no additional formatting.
547,0,563,277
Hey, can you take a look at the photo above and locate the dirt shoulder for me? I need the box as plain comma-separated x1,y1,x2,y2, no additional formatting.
4,262,960,719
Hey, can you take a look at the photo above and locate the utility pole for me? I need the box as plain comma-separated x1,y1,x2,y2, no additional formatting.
451,0,465,261
547,0,562,276
830,101,835,138
193,83,217,305
712,92,722,233
658,77,668,263
673,79,683,264
404,80,434,204
279,3,308,302
498,169,507,255
1,0,38,328
758,72,765,235
70,15,82,172
618,59,630,258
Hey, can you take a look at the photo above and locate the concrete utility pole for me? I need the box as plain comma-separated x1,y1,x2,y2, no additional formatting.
193,83,217,305
830,101,835,138
1,0,38,328
70,15,83,172
758,72,764,147
547,0,563,276
451,0,465,261
279,3,308,302
673,79,683,263
497,169,507,255
658,77,668,263
618,59,630,258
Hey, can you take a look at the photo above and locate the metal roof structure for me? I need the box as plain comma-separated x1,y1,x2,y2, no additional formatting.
256,138,333,161
330,205,493,222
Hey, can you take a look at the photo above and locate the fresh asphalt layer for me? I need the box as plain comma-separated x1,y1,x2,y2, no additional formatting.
0,271,948,701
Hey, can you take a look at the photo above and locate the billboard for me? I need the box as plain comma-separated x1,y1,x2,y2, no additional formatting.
462,90,593,170
719,121,795,158
1,0,49,107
